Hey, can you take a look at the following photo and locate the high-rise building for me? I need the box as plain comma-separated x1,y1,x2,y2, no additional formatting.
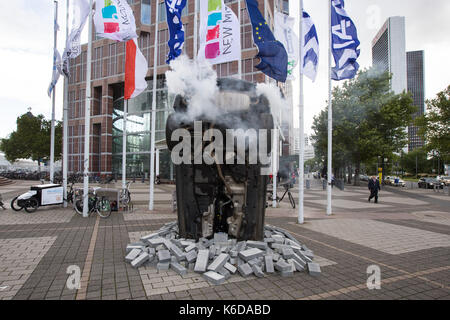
372,17,407,95
406,50,425,152
66,0,294,178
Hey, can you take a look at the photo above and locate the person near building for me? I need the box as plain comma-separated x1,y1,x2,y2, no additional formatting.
368,176,381,203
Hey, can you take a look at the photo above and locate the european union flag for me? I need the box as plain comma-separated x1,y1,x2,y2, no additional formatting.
245,0,288,82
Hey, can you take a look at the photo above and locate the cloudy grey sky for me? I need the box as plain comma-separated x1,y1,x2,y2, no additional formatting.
0,0,449,139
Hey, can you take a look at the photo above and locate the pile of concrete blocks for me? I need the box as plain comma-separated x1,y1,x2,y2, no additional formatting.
125,222,321,285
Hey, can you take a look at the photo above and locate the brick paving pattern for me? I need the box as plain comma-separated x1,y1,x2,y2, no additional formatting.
0,183,448,300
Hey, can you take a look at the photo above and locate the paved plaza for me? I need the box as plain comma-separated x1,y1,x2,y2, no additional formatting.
0,181,449,300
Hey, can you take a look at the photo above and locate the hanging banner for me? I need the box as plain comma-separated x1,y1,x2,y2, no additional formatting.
274,11,299,80
94,0,137,42
198,0,241,65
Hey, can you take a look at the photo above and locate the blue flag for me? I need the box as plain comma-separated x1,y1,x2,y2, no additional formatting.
302,11,319,82
330,0,360,81
165,0,187,64
245,0,288,82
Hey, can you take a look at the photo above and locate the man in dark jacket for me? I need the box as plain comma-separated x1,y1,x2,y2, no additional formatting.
368,176,381,203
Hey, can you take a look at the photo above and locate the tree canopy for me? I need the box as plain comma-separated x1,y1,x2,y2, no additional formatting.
311,68,416,182
0,112,62,165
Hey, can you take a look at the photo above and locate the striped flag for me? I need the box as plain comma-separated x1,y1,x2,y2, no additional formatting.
48,48,62,97
302,11,319,82
124,39,148,100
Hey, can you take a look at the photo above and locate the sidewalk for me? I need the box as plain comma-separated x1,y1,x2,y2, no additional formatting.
0,182,448,300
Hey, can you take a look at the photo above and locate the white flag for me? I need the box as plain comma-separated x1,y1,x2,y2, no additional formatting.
198,0,241,65
274,11,299,81
62,0,91,76
94,0,137,42
48,49,62,97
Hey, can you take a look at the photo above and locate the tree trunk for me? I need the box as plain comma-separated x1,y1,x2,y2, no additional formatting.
354,164,361,186
347,165,352,184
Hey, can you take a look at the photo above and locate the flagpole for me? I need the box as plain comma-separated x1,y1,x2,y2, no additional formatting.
50,0,58,183
82,0,94,218
193,0,198,59
298,0,304,224
238,0,242,79
122,100,128,190
327,0,333,216
149,0,159,211
63,0,70,207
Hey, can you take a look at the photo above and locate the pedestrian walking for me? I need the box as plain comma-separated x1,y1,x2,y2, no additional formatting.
368,176,381,203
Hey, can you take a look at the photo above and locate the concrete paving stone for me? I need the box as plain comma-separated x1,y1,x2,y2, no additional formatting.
238,263,253,277
194,250,209,273
287,259,296,272
224,262,237,274
251,265,264,278
291,259,305,272
185,244,196,252
247,258,261,267
238,248,264,262
214,233,228,245
264,238,275,244
188,263,195,271
131,252,150,268
140,233,159,244
229,258,236,264
264,230,273,238
207,253,230,272
246,241,268,250
272,235,285,244
170,245,186,261
280,270,294,277
171,262,188,276
308,263,321,276
126,242,146,253
148,237,166,248
236,241,246,252
203,271,226,286
264,255,275,273
125,248,142,262
282,248,295,259
274,260,291,272
185,250,197,263
157,250,171,263
272,253,280,262
303,250,314,260
218,268,231,280
292,253,307,268
157,262,170,271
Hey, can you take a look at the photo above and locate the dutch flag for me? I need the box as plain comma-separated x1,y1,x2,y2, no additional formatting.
124,39,148,100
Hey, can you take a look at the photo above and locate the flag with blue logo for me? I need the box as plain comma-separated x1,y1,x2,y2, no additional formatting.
48,49,62,97
165,0,187,64
245,0,288,83
302,11,319,82
330,0,360,81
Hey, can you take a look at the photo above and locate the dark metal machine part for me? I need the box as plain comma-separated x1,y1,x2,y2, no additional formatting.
166,78,274,241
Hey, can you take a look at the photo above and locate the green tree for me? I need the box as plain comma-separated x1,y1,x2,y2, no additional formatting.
415,85,450,164
0,111,62,169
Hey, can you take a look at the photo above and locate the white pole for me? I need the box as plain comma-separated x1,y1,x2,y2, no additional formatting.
50,0,58,183
298,0,304,224
272,128,277,208
238,0,242,79
327,0,333,216
156,149,160,176
122,100,128,189
193,0,198,59
63,0,70,207
83,0,94,218
149,0,159,211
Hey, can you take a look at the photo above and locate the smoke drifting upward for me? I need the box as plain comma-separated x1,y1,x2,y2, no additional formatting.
256,82,288,127
166,55,220,121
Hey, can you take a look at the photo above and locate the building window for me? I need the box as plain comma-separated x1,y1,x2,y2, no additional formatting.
93,47,103,79
108,43,117,76
141,0,151,25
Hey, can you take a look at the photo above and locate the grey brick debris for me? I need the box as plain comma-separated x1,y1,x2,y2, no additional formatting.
125,223,320,284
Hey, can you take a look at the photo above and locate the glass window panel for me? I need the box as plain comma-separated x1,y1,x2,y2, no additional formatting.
141,0,151,25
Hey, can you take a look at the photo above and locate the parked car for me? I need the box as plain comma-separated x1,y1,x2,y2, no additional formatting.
384,176,394,186
438,176,450,186
359,174,369,182
390,176,406,187
418,178,444,189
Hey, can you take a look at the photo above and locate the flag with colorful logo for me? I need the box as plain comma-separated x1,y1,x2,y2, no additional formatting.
198,0,241,65
330,0,360,80
274,11,299,80
62,0,91,77
165,0,187,64
124,39,148,100
245,0,288,82
94,0,137,42
302,10,319,82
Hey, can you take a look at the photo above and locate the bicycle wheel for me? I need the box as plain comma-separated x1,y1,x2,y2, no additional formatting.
288,192,296,209
24,198,39,213
11,196,24,212
74,196,84,215
96,198,111,218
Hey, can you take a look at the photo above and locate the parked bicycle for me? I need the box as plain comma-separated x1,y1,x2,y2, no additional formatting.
74,187,112,218
268,181,296,209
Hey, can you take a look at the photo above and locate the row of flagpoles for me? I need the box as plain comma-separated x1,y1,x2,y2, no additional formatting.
48,0,360,220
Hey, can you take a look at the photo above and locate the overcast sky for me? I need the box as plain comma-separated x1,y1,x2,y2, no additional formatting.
0,0,449,139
